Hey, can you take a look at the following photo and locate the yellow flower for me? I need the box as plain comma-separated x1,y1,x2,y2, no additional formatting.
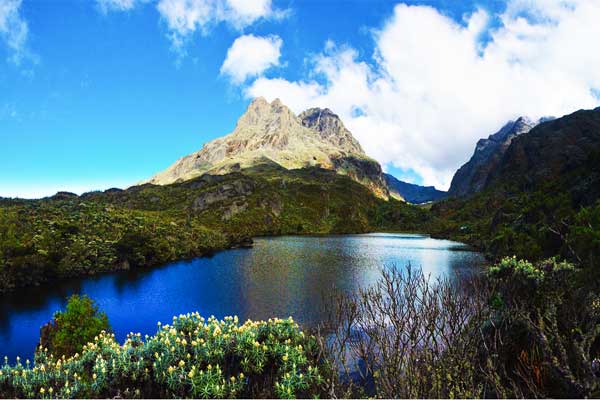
168,366,174,374
239,372,244,379
48,388,53,394
93,373,97,380
188,370,195,378
282,354,289,362
40,388,45,394
179,360,185,367
207,364,212,370
230,376,236,382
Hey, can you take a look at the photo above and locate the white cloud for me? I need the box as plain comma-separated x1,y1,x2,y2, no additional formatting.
246,0,600,190
96,0,144,13
221,34,282,84
0,0,31,65
156,0,282,53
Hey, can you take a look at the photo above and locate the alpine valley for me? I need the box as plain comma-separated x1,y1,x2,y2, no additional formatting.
2,99,599,292
1,98,600,399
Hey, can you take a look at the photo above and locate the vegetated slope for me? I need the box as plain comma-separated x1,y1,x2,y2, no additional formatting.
384,173,447,204
0,164,426,292
431,108,600,265
448,117,545,197
147,98,390,198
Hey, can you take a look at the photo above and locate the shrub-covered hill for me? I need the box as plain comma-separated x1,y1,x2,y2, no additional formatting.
82,164,427,236
429,108,600,267
0,164,427,292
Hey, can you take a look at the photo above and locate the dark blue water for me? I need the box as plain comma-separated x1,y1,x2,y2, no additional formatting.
0,233,485,361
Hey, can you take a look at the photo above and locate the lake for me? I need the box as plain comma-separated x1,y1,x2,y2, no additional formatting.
0,233,485,360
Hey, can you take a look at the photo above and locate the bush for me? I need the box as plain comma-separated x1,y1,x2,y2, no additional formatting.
39,295,111,358
318,266,491,398
0,314,328,399
482,257,600,398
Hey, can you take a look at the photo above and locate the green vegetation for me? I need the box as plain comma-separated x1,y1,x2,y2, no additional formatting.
0,314,327,399
0,165,425,293
0,198,230,292
428,179,600,269
40,295,111,358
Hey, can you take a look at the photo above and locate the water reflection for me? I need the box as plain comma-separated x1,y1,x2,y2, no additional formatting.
0,233,485,360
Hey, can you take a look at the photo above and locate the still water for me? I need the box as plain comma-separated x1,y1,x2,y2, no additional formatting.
0,233,485,360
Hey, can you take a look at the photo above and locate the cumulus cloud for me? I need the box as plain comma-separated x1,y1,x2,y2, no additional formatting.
246,0,600,189
220,34,282,84
156,0,283,52
0,0,32,65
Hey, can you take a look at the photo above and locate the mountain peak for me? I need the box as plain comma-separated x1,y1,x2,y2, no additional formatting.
449,116,540,197
147,98,389,198
299,107,364,155
235,97,298,134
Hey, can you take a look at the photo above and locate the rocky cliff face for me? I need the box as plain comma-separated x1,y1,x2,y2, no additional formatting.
384,173,447,204
448,117,541,197
148,98,390,198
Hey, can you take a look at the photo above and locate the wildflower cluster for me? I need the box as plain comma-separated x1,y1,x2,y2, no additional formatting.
0,314,327,398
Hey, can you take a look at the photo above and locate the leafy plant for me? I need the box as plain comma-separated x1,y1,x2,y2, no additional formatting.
39,295,111,358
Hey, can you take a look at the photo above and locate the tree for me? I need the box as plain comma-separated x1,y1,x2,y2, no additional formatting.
39,294,111,357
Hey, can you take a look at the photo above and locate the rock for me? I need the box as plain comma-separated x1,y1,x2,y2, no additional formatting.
260,197,283,216
192,179,254,211
221,200,248,221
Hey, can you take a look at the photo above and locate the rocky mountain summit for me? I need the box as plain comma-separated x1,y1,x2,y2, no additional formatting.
448,116,546,197
148,98,389,198
488,109,600,205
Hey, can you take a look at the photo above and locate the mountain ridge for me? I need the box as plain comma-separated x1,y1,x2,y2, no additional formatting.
148,98,390,198
384,173,447,204
448,116,550,197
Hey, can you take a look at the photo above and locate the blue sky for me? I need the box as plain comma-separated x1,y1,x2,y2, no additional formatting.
1,0,599,197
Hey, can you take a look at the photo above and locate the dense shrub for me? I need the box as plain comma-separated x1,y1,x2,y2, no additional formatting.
482,257,600,398
40,295,111,358
0,314,328,399
0,200,231,292
319,261,600,398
